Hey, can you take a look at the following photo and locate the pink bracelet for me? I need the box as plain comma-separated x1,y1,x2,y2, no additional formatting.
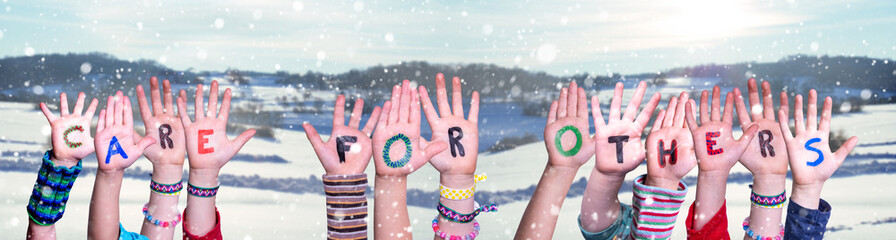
432,216,480,240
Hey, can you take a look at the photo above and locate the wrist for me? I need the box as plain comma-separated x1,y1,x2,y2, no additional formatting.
645,176,681,190
152,165,184,184
790,183,823,209
188,168,219,188
751,173,787,195
591,169,626,186
545,163,579,177
697,170,729,183
439,174,474,189
50,151,80,168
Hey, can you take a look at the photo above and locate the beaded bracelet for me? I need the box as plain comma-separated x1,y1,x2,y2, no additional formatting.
27,150,82,226
150,179,183,196
142,203,182,228
439,174,487,200
437,202,498,223
187,183,219,197
432,215,480,240
749,184,786,208
742,217,784,240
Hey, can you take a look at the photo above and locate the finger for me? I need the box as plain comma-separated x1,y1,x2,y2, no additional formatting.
104,95,114,127
150,76,164,115
650,110,666,134
722,92,735,125
807,89,818,131
780,91,790,118
435,73,452,117
418,86,440,126
834,136,859,166
40,102,58,122
163,79,175,114
194,84,205,120
733,88,752,127
747,78,762,120
123,97,133,127
761,81,776,120
557,87,568,118
662,95,677,127
96,109,106,132
547,101,558,125
219,88,232,123
778,109,794,142
608,82,624,121
591,96,606,128
333,95,346,127
60,92,70,116
176,90,192,127
388,85,400,124
73,92,86,116
794,94,805,134
635,92,661,128
348,98,364,128
566,82,578,118
399,80,411,123
687,99,697,128
711,86,721,122
623,81,647,121
376,101,392,131
577,87,587,119
410,89,421,125
699,90,709,124
819,97,833,133
136,85,153,121
361,106,381,136
136,136,157,152
422,140,449,162
451,76,464,117
302,123,326,151
208,81,219,118
85,98,99,121
114,91,124,126
738,125,761,150
231,129,257,150
469,91,480,124
685,102,699,131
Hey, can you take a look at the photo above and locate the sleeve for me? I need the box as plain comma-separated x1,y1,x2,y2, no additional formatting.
629,174,688,240
323,173,368,240
685,200,730,240
578,203,633,240
27,150,82,226
784,198,831,240
182,208,223,240
119,223,150,240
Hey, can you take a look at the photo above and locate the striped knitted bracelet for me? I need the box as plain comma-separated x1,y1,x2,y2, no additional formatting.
437,202,498,223
749,184,786,208
631,174,687,239
26,150,82,226
323,173,368,240
150,179,183,196
187,183,219,197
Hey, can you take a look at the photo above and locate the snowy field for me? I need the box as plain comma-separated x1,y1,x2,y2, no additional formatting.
2,98,896,239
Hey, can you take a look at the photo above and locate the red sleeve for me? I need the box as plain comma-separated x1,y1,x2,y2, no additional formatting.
685,201,730,240
182,208,222,240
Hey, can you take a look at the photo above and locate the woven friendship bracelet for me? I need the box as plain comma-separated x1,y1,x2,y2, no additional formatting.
439,174,487,200
749,184,786,208
437,201,498,223
323,174,368,240
743,217,784,240
150,179,183,196
432,215,480,240
26,150,82,226
187,183,219,197
142,203,182,228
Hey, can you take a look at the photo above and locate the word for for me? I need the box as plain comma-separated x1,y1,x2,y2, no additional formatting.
448,127,465,157
805,138,824,167
198,129,214,154
159,124,174,149
105,136,128,164
758,130,775,157
705,131,723,155
336,136,357,163
657,140,678,167
383,133,412,168
607,136,629,163
63,125,84,148
555,125,583,157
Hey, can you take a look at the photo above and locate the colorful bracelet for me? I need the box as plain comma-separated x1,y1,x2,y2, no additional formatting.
142,203,182,228
743,217,784,240
749,184,786,208
432,215,480,240
150,179,183,196
439,174,487,200
187,183,219,197
437,202,498,223
323,174,369,239
26,150,82,226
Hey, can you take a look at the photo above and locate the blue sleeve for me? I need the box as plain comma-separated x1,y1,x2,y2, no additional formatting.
119,223,149,240
784,198,831,240
578,203,633,240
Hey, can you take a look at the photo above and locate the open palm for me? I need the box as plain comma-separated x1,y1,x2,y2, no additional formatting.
177,81,255,171
419,73,480,176
592,81,660,175
94,91,155,172
40,92,98,163
137,76,186,166
734,79,788,176
303,95,381,175
645,93,696,188
544,82,594,169
685,86,758,173
372,80,447,176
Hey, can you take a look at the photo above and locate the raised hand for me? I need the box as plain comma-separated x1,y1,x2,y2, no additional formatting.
734,78,789,176
39,92,98,165
94,91,156,172
544,81,595,169
176,81,256,171
372,80,447,176
592,81,660,176
645,92,696,189
303,95,382,175
419,73,480,176
779,89,858,207
137,77,186,167
685,86,759,174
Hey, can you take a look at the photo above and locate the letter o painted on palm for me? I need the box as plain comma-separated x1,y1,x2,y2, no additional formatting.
383,133,412,168
555,125,583,157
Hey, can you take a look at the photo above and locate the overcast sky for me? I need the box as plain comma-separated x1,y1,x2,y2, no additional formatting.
1,0,894,75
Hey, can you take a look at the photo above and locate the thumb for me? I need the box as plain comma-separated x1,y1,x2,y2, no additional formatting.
302,123,326,150
737,125,760,151
833,136,858,166
422,140,448,161
136,136,157,151
231,129,256,151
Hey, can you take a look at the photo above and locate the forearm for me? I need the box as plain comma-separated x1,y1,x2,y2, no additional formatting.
692,170,729,230
744,174,786,240
140,164,184,240
27,152,83,239
374,174,411,240
579,169,625,233
88,170,124,239
790,183,823,210
184,168,219,236
514,163,578,240
436,174,475,239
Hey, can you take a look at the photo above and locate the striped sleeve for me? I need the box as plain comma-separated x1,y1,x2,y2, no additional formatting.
629,174,688,240
323,173,368,240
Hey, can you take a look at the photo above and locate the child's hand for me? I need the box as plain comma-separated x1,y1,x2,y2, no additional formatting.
94,91,155,172
592,81,660,177
303,95,382,175
176,81,255,171
544,82,594,169
372,80,447,177
137,77,186,167
734,78,788,176
40,92,98,165
779,90,858,206
645,92,696,189
419,73,479,176
685,86,759,174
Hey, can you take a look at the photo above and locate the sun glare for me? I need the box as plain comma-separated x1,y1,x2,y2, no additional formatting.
661,0,751,41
